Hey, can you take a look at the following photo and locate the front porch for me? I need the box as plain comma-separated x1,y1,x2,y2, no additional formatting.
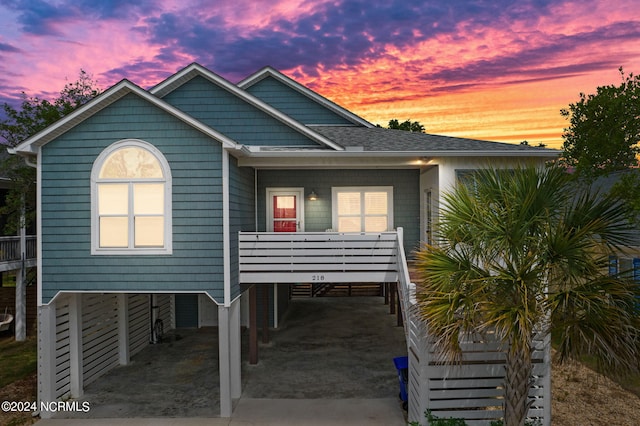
238,231,401,284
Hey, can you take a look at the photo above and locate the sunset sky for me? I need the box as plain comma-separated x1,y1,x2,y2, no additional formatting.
2,0,640,149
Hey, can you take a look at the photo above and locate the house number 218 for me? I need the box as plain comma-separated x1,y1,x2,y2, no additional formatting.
312,275,325,281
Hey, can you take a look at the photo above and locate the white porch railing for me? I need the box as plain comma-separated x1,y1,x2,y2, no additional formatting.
0,235,37,272
238,231,399,284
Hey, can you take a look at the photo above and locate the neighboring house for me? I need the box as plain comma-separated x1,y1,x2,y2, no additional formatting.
588,170,640,278
0,157,37,340
9,63,559,420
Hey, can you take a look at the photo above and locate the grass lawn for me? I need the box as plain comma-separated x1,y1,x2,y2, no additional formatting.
0,335,37,388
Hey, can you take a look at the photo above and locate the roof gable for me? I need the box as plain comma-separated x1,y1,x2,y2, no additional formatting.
241,74,353,126
11,79,239,156
238,67,373,128
151,63,344,150
161,75,327,148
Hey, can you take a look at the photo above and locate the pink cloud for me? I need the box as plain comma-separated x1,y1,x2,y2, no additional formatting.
1,0,640,150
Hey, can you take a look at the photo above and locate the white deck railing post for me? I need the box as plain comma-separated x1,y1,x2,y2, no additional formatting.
69,293,84,398
37,301,57,419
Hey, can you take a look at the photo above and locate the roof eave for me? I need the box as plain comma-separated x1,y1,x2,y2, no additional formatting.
240,148,561,158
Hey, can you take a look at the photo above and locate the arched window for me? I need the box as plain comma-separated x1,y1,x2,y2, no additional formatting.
91,140,172,254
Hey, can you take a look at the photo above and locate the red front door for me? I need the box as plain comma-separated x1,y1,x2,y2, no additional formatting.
273,195,297,232
267,189,304,232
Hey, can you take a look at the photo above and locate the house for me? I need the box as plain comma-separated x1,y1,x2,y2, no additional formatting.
0,155,37,341
9,63,559,421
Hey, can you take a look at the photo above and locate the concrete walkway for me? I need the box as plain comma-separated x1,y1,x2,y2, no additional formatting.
36,297,408,425
37,398,406,425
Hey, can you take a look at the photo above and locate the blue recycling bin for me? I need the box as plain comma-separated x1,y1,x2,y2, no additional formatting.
393,356,408,410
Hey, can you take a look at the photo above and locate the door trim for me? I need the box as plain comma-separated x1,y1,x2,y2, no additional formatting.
266,187,305,232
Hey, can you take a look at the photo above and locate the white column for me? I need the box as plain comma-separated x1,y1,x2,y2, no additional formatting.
14,263,26,341
218,304,232,417
68,294,84,398
117,294,130,365
542,332,552,426
38,301,57,419
15,199,27,341
230,297,241,399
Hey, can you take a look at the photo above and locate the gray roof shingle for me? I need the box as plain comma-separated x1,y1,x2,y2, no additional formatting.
313,126,558,153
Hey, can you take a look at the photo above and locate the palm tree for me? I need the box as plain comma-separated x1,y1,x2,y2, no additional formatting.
415,165,640,426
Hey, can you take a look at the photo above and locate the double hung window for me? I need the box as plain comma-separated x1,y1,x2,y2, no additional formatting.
332,187,393,232
91,140,172,254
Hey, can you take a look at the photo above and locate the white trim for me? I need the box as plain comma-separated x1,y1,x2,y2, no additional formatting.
238,66,374,128
331,186,394,232
223,149,231,307
42,290,224,306
37,147,43,306
265,188,305,232
90,139,173,255
254,169,259,231
237,152,558,170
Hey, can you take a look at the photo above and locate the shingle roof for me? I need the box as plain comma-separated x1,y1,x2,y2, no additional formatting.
313,126,558,153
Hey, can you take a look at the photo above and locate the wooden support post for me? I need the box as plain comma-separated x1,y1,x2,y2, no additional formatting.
389,282,396,315
261,285,269,344
384,282,390,305
249,285,258,365
396,295,403,327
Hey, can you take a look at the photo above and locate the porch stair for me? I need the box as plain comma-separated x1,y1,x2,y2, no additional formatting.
290,283,383,298
317,283,383,297
290,284,312,298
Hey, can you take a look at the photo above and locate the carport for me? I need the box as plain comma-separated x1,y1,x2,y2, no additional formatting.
51,296,407,421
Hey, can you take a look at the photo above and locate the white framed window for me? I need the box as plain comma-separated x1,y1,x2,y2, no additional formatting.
91,139,172,255
331,187,393,232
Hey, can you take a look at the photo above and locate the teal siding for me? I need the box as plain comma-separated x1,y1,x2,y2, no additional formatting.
175,294,199,328
245,77,353,125
40,93,225,303
228,156,256,300
257,169,420,254
163,76,323,147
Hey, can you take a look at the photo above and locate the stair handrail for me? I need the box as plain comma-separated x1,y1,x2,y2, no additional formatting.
395,228,416,337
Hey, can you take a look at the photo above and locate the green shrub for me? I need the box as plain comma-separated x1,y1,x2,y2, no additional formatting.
424,410,468,426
